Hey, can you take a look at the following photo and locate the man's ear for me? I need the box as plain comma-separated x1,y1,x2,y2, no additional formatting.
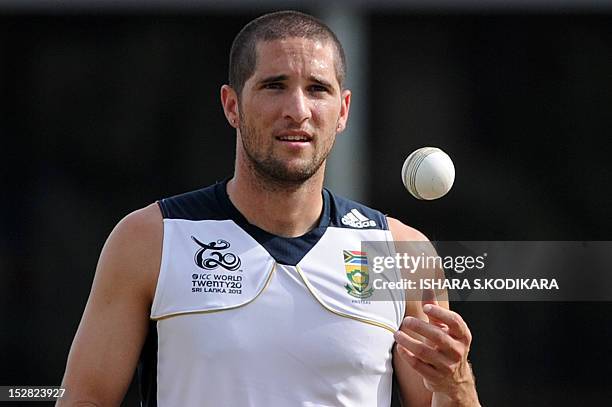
220,84,240,128
336,89,351,133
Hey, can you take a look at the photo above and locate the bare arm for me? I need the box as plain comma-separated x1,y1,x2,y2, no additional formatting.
387,217,480,407
57,203,162,407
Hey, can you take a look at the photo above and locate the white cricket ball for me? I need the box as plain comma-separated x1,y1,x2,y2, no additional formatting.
401,147,455,200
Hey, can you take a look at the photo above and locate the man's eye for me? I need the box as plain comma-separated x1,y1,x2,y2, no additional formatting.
263,83,284,89
309,85,328,93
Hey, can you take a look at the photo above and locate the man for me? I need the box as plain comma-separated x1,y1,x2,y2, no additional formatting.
59,11,480,407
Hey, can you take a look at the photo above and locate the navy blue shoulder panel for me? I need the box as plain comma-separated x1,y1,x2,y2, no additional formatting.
156,181,388,265
326,189,389,231
157,182,229,221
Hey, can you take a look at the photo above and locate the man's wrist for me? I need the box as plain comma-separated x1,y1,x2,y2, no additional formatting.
449,383,480,406
432,362,481,407
433,385,480,407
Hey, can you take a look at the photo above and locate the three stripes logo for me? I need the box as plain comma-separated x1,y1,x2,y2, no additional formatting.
343,250,374,299
341,209,376,229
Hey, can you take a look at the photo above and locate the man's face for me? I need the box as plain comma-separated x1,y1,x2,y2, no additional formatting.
236,37,350,184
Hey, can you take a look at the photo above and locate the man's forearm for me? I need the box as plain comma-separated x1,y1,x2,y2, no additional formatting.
432,386,480,407
431,362,481,407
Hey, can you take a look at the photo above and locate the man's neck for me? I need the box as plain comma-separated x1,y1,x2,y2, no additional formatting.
226,169,325,238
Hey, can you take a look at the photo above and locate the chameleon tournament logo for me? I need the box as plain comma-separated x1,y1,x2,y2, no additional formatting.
192,237,241,271
343,250,374,299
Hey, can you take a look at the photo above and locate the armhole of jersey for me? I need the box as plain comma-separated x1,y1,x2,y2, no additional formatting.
381,214,389,231
384,228,407,326
157,199,169,219
150,218,170,319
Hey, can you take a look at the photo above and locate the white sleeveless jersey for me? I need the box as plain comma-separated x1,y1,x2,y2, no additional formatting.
138,181,405,407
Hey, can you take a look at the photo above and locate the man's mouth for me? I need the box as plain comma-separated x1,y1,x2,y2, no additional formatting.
276,131,313,142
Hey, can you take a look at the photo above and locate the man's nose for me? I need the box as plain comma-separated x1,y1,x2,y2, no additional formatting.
283,88,311,123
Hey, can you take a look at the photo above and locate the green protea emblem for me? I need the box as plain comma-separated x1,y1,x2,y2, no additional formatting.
343,250,374,299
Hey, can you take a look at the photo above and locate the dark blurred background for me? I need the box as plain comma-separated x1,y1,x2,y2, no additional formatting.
2,1,612,406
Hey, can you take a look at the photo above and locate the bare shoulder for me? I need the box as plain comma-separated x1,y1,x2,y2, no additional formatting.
386,216,429,242
98,202,163,301
113,202,162,240
387,216,448,309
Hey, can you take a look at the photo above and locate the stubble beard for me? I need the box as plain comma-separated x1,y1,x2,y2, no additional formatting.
238,119,335,188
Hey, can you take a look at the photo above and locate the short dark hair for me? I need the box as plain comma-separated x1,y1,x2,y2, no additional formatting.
228,10,347,96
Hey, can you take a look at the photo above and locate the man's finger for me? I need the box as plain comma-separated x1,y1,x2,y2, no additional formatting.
400,317,461,361
396,345,443,381
394,330,454,368
421,288,449,330
421,288,438,306
423,304,471,341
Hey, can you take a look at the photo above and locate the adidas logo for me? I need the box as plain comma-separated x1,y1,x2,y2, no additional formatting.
341,209,376,228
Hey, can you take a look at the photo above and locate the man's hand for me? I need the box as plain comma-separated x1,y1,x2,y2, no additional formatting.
394,301,480,406
386,217,480,406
